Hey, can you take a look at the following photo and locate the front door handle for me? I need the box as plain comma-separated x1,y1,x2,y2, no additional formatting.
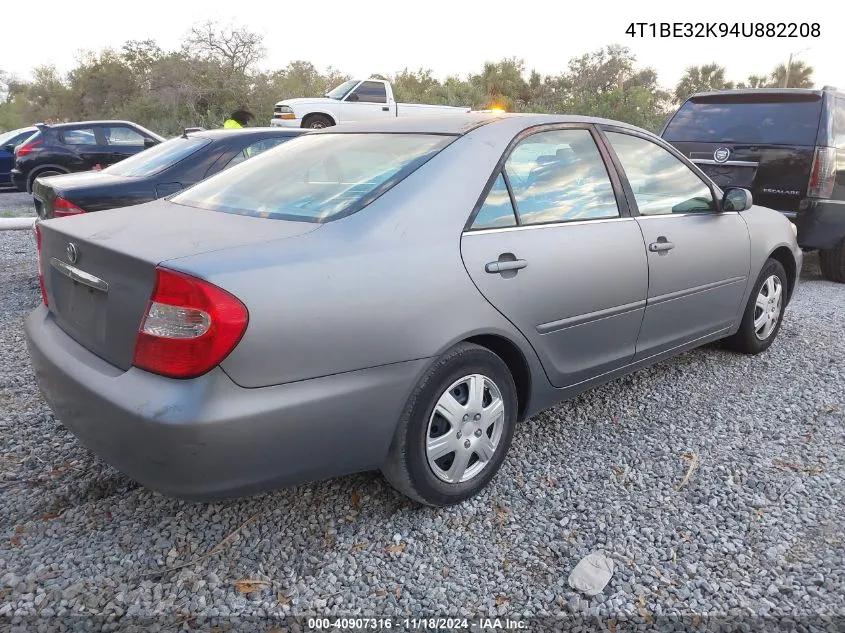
485,259,528,273
648,240,675,253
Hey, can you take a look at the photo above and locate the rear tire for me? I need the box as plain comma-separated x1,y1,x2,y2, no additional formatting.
723,258,787,355
381,343,517,506
302,114,333,129
819,240,845,283
27,169,65,194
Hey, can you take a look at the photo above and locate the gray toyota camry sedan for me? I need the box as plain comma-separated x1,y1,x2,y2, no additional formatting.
26,113,802,506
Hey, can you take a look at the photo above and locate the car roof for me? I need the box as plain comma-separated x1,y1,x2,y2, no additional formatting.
186,127,308,140
689,87,839,99
309,112,650,136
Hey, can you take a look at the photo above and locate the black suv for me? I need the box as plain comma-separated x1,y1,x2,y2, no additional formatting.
661,87,845,282
11,120,164,194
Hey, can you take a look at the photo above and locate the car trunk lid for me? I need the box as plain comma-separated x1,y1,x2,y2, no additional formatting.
38,200,320,370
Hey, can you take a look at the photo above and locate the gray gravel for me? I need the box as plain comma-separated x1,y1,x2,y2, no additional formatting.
0,190,36,218
1,228,843,630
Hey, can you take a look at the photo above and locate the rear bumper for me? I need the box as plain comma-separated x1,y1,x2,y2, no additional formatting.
10,168,26,192
794,199,845,250
25,305,426,500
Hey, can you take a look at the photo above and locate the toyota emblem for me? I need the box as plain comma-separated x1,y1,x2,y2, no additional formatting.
713,147,730,163
66,242,79,264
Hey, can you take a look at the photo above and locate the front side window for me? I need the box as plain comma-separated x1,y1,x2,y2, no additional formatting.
224,137,288,170
348,81,387,104
61,128,96,145
103,136,210,177
171,133,452,222
104,126,146,146
503,129,619,225
606,131,715,215
472,173,517,229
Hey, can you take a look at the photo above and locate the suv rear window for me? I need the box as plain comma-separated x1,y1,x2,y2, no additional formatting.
171,133,453,222
104,136,211,177
663,94,823,145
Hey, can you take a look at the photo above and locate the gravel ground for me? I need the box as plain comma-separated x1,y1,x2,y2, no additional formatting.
1,228,843,631
0,190,36,218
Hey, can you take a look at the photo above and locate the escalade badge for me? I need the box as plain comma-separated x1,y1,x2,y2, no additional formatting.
66,242,79,264
714,147,730,163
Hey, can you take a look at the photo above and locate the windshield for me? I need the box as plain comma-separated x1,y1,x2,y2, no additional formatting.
326,80,360,100
663,94,823,145
103,136,211,177
0,128,34,146
171,133,453,223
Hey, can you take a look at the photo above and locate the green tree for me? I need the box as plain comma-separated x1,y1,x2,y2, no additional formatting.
674,63,733,103
769,60,814,88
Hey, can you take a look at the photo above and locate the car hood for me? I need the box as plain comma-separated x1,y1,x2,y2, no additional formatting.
276,97,338,108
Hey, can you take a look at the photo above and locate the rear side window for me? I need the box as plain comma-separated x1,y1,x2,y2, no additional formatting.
504,129,619,225
835,98,845,148
663,95,823,145
472,173,517,229
103,136,210,177
61,128,96,145
171,133,452,222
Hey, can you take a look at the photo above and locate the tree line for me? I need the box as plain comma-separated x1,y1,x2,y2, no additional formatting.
0,21,815,137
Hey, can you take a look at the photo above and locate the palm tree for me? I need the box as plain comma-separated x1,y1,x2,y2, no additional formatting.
770,60,814,88
674,63,734,103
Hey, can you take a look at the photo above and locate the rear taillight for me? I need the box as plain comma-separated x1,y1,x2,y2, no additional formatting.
53,196,86,218
35,224,48,306
132,267,249,379
16,139,43,158
808,146,836,198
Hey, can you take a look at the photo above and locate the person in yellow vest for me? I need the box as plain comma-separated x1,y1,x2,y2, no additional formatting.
223,108,254,129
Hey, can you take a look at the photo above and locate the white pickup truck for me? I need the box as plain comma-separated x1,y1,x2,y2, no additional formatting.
270,78,471,129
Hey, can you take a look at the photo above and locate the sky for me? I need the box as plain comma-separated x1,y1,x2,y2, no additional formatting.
3,0,840,91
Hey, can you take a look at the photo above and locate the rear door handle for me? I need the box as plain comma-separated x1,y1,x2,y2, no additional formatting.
648,241,675,252
485,259,528,273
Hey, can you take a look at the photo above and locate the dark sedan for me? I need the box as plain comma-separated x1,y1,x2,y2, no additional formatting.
0,126,37,187
32,127,307,218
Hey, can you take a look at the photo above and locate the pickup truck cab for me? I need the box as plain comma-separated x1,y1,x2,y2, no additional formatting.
270,78,471,129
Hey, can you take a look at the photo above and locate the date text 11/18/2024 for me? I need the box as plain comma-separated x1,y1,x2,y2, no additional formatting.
307,617,529,630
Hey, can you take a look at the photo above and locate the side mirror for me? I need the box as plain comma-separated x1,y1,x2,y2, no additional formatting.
143,138,158,148
2,143,15,153
345,93,359,102
722,187,753,212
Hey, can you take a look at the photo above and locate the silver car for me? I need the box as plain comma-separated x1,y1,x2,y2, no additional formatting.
26,113,801,506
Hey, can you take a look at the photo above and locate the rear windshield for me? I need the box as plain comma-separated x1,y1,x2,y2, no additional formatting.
170,133,453,222
103,136,211,177
663,94,823,145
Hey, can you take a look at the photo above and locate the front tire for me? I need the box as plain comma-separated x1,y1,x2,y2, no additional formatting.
302,114,333,129
724,258,787,355
819,240,845,283
382,343,517,506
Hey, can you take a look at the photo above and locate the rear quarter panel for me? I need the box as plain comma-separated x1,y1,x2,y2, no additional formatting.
166,120,549,390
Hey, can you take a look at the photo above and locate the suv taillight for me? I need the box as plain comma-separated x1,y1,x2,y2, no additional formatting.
16,139,43,158
53,196,86,218
808,146,836,198
132,267,249,379
35,224,48,306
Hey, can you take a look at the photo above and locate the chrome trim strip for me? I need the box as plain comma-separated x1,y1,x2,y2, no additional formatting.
463,217,633,236
648,276,745,306
692,159,758,167
636,211,738,219
50,258,109,293
537,300,647,334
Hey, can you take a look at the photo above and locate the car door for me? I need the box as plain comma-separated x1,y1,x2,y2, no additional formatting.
0,130,35,183
340,81,392,122
58,127,102,170
601,127,751,360
460,126,649,388
100,125,150,166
